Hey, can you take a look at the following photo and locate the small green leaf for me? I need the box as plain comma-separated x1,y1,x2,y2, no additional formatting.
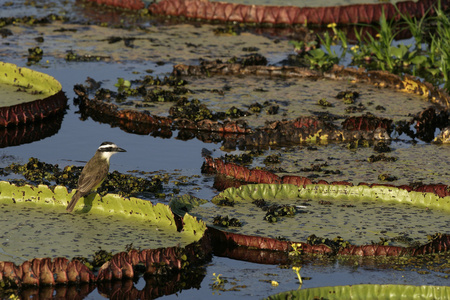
308,49,326,59
410,55,427,65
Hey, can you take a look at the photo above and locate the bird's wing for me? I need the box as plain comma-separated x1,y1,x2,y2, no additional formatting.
76,163,109,196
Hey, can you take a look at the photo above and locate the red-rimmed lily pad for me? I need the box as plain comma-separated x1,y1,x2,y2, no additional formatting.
0,181,209,286
75,63,450,147
266,284,450,300
86,0,450,25
203,152,450,191
0,62,67,127
171,183,450,256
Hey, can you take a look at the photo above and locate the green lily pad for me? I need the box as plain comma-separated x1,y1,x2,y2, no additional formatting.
0,181,206,265
266,284,450,300
0,62,61,104
0,62,66,127
174,183,450,246
255,142,450,186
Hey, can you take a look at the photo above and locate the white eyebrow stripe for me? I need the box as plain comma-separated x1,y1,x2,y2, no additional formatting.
98,143,117,150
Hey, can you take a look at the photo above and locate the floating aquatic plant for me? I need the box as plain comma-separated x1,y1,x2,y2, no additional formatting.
0,181,210,287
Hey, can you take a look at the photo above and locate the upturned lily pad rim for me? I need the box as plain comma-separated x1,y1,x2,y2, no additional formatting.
0,62,67,127
214,183,450,213
85,0,450,25
266,284,450,300
0,62,61,97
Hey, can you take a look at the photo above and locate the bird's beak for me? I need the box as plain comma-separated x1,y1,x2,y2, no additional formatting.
116,147,126,152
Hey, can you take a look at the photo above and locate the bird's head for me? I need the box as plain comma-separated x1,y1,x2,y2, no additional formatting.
97,141,127,161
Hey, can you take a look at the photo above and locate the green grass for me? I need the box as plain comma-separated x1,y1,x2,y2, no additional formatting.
294,3,450,92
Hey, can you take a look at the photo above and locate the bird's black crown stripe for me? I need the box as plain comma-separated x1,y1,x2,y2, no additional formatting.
100,141,114,146
99,147,121,152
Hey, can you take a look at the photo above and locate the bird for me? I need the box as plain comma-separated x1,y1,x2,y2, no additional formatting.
66,141,126,212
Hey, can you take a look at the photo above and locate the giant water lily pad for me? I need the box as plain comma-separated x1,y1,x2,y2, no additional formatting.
207,75,435,129
102,74,434,128
0,62,67,127
0,181,206,265
75,63,447,147
205,140,450,186
173,183,450,246
87,0,449,25
266,284,450,299
0,21,291,65
147,0,448,25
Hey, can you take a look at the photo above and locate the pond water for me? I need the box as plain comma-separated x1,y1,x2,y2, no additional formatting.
0,1,449,299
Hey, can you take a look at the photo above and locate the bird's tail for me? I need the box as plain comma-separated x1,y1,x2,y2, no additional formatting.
66,191,81,212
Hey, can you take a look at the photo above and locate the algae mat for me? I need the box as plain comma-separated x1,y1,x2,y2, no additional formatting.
184,184,450,246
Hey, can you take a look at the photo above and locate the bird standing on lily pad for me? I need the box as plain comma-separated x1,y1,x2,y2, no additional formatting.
66,142,126,212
